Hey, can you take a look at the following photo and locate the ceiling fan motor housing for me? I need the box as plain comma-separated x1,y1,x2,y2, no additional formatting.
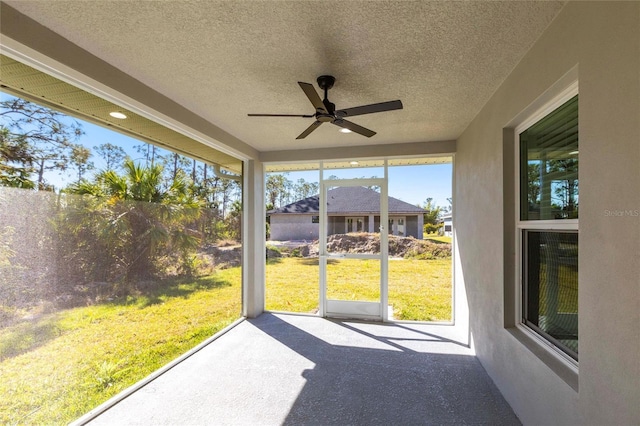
316,75,335,90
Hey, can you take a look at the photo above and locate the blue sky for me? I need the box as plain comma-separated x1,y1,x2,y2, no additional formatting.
277,165,452,208
389,165,451,207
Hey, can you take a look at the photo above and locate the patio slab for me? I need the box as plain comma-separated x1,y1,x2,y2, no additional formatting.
85,313,520,425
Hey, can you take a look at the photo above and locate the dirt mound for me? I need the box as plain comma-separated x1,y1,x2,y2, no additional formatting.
202,244,242,269
275,233,451,259
207,233,450,268
325,233,451,259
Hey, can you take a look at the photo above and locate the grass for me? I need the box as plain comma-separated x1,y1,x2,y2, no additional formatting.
389,258,452,321
539,263,578,313
0,270,241,425
265,258,319,314
424,234,452,244
327,259,381,302
2,255,452,424
266,257,452,322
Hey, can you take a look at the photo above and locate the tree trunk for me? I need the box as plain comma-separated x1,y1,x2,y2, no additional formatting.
37,159,45,190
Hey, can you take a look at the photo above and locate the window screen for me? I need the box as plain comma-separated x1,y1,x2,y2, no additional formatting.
523,231,578,359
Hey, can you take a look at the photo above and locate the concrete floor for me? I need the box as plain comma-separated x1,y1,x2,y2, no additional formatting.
85,313,520,425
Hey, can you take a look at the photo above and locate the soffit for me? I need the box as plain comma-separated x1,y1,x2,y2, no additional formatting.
0,55,243,174
4,1,565,153
265,156,452,173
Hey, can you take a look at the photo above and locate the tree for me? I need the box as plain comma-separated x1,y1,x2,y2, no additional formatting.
264,173,325,210
95,142,127,171
0,97,83,190
293,178,318,201
266,173,291,209
162,152,191,182
0,126,35,188
69,144,94,183
133,143,161,167
444,197,453,213
549,158,578,218
217,177,241,219
526,159,578,219
527,162,541,209
422,197,443,235
64,159,202,283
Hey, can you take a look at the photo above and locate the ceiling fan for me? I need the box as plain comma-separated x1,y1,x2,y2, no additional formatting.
248,75,403,139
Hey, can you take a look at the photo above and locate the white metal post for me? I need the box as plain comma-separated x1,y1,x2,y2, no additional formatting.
381,160,389,321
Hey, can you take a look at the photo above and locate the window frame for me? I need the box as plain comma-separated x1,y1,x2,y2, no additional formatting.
514,82,579,367
389,216,407,237
345,216,365,233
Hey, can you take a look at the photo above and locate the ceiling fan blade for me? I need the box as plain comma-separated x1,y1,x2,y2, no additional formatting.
296,120,323,139
336,100,403,118
248,113,315,117
298,82,327,113
333,119,376,137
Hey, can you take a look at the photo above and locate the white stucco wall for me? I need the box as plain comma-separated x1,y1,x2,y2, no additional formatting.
455,2,639,425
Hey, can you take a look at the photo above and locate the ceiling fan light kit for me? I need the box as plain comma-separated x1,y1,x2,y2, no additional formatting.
248,75,403,139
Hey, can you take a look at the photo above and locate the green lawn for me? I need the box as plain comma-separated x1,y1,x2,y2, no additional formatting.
389,258,452,321
424,234,452,244
539,263,579,313
266,257,452,322
0,270,242,425
266,257,320,314
2,256,451,424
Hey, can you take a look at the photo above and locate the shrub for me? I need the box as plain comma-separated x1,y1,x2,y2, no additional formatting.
266,245,282,259
424,223,442,235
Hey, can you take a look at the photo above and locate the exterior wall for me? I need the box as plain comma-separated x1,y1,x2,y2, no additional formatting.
442,218,452,237
405,216,420,239
269,214,318,241
329,216,345,235
271,214,424,240
455,2,640,425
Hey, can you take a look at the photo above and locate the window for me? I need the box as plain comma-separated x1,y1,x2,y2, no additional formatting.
388,217,406,236
312,215,319,223
517,90,578,361
346,217,365,233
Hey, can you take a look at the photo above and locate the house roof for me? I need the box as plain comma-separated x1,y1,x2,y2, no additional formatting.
268,186,425,215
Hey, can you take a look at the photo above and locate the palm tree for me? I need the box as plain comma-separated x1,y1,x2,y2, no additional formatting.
67,159,202,283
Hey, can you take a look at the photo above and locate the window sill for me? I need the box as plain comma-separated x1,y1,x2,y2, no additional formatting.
507,325,578,392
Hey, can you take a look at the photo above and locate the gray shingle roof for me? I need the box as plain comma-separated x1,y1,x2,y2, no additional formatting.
268,186,425,215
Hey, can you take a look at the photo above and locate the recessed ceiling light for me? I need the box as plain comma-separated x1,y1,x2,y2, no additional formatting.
109,111,127,119
339,128,352,133
350,161,359,166
569,150,579,155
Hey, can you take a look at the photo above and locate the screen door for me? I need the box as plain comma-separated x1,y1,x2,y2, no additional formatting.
319,178,388,320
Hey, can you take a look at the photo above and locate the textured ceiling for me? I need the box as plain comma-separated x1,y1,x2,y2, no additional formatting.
4,1,565,153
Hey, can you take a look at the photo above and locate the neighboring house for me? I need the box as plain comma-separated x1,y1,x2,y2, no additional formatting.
440,212,452,237
267,186,425,241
